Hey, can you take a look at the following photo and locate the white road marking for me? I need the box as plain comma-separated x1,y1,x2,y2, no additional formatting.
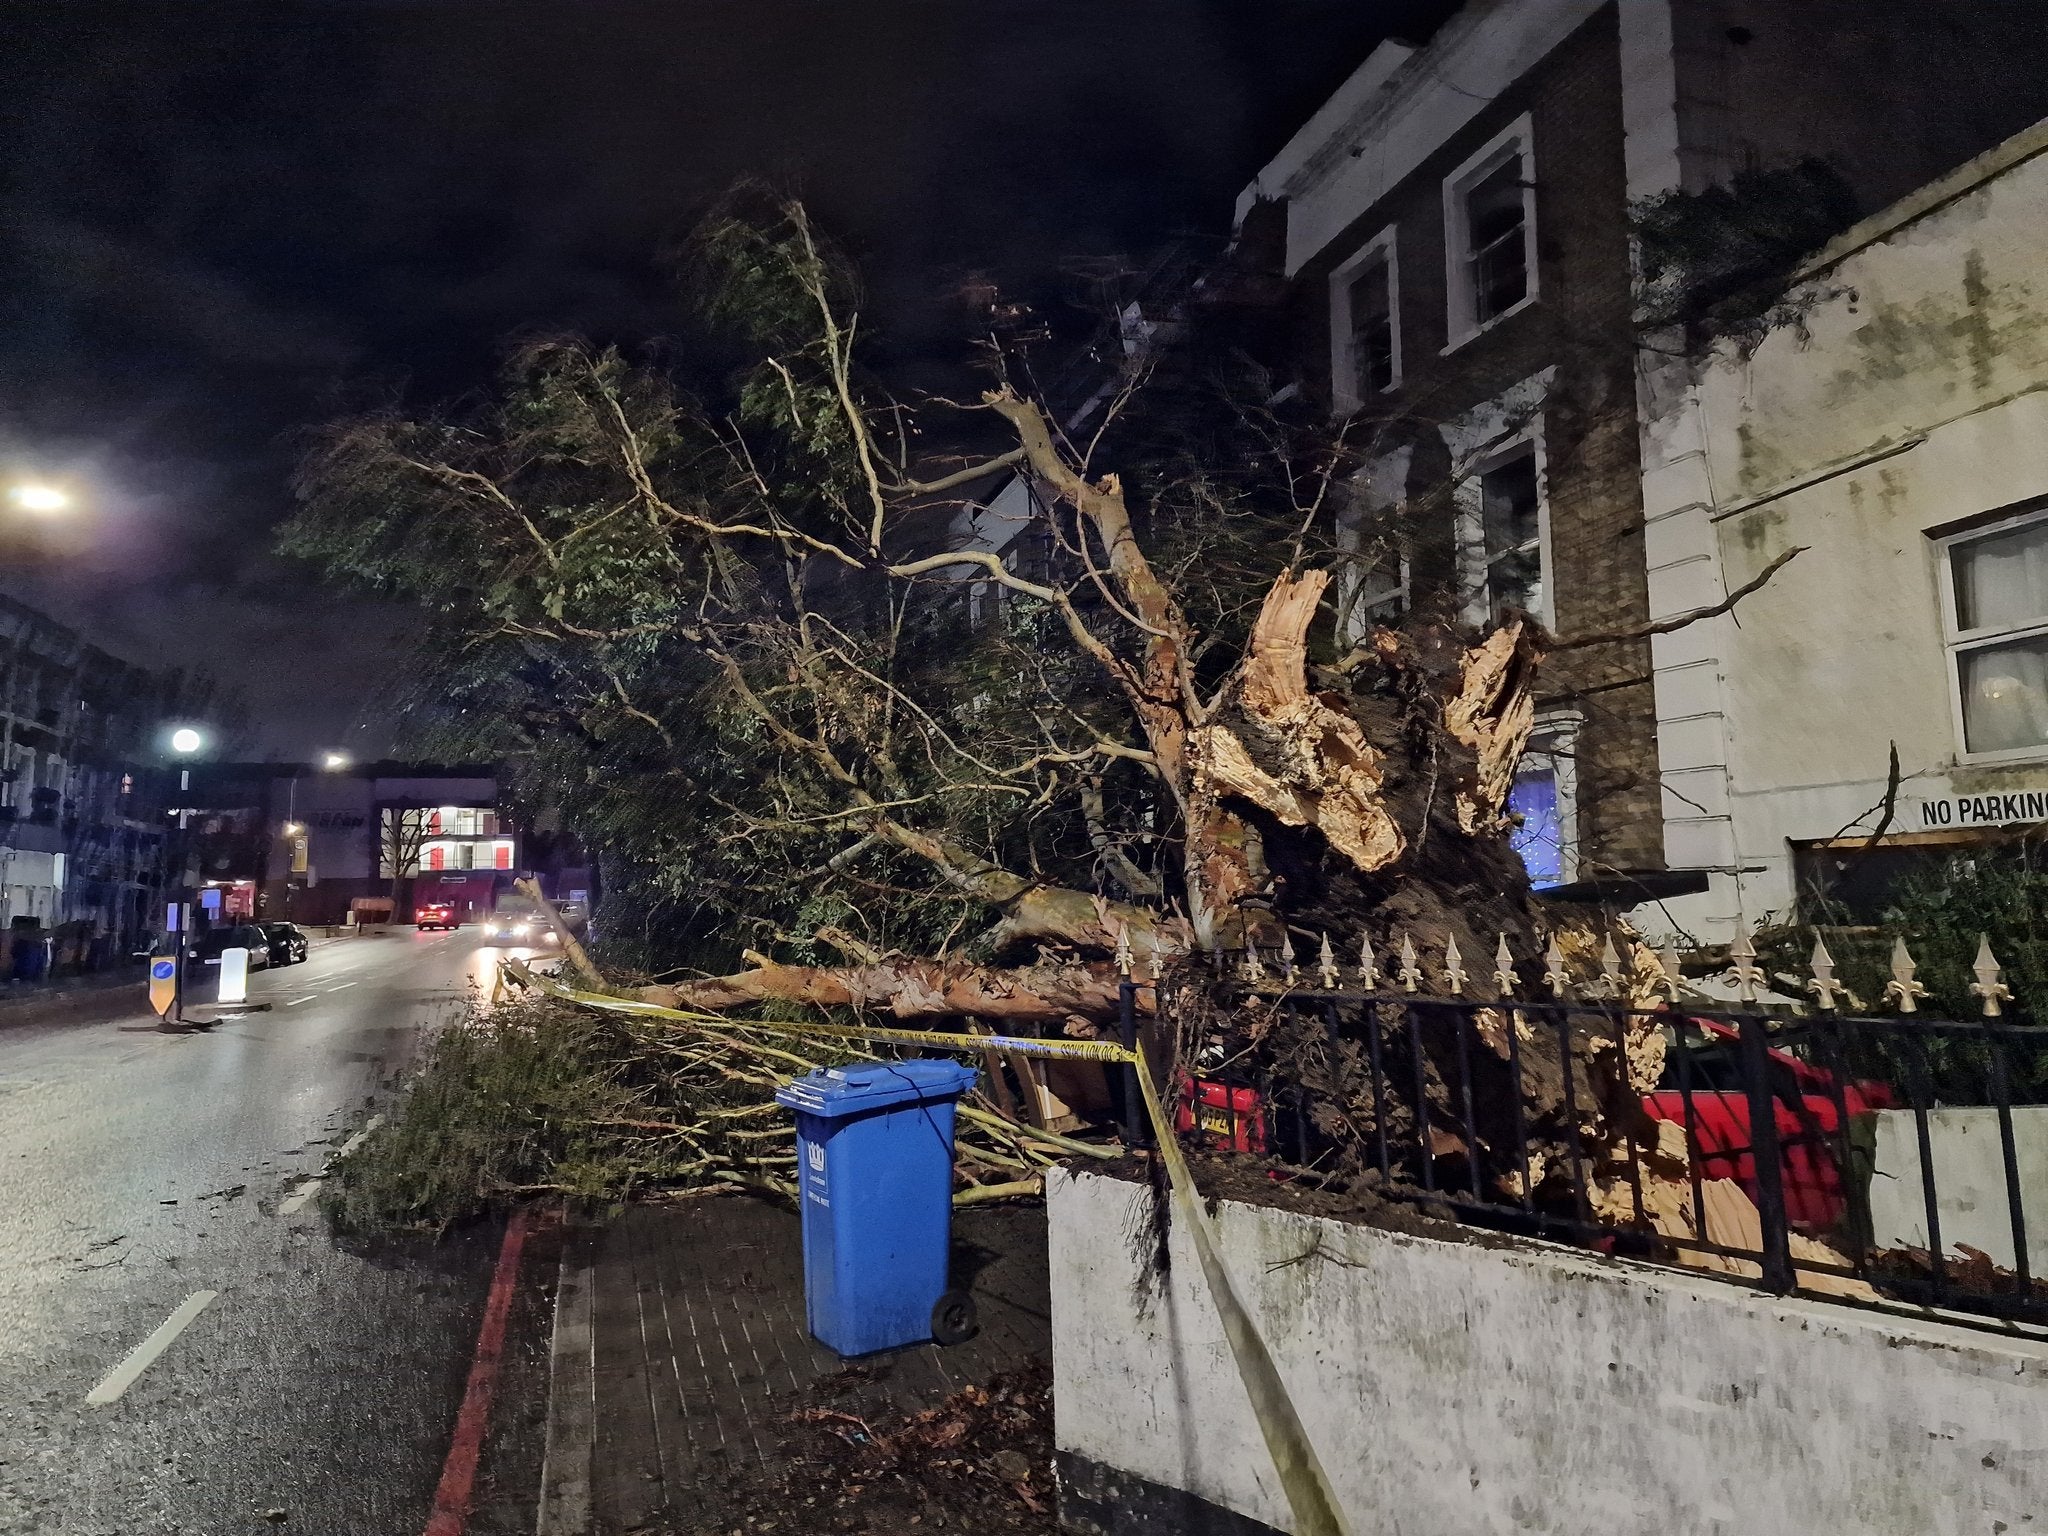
286,995,317,1007
277,1115,384,1216
85,1290,219,1405
324,982,358,993
536,1240,596,1534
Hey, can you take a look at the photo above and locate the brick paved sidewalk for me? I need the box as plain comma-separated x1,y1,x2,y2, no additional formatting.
538,1195,1051,1533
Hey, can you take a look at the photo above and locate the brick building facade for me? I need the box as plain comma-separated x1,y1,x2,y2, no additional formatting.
1237,0,2048,904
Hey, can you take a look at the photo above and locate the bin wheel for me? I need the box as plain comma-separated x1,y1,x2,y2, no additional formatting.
931,1289,978,1346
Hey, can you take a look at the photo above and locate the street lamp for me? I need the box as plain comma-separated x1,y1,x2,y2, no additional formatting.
7,483,70,514
160,724,211,1028
321,751,351,771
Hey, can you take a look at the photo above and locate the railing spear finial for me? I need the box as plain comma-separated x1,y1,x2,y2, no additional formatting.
1884,936,1927,1014
1728,927,1764,1005
1442,934,1469,995
1241,930,1264,985
1806,934,1843,1011
1596,932,1625,999
1543,933,1570,999
1113,923,1134,979
1970,933,2013,1018
1397,933,1422,993
1493,934,1520,997
1654,938,1684,1002
1317,932,1340,991
1359,932,1381,991
1278,928,1298,986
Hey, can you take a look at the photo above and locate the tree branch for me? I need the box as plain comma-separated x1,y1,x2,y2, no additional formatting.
1551,545,1806,653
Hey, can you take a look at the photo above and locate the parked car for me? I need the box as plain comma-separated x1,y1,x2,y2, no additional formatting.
183,923,273,973
1642,1018,1895,1232
415,902,459,932
256,921,310,966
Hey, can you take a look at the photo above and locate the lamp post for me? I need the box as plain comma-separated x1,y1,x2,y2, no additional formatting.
159,726,208,1026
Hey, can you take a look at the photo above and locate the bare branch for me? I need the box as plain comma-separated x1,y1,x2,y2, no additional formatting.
1551,544,1806,653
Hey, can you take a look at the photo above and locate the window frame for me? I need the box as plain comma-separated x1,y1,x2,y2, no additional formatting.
1455,429,1553,630
1441,113,1539,353
1328,225,1401,413
1936,506,2048,764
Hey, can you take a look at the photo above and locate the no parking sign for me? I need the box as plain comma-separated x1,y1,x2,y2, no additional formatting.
149,956,177,1018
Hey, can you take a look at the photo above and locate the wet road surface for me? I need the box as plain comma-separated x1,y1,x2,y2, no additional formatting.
0,929,551,1536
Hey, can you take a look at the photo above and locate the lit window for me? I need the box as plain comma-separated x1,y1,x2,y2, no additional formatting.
495,842,513,870
1941,512,2048,758
1444,116,1536,346
1508,768,1562,886
1510,718,1578,888
427,845,445,871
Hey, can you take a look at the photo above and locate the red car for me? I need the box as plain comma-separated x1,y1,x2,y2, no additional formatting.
1642,1019,1894,1231
415,902,458,932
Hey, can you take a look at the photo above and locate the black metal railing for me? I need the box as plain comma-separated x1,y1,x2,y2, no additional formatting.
1114,966,2048,1332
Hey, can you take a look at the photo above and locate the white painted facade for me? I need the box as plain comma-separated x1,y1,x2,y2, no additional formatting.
1637,121,2048,937
1049,1166,2048,1535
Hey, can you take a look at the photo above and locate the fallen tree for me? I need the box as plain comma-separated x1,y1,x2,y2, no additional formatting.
288,192,1798,1217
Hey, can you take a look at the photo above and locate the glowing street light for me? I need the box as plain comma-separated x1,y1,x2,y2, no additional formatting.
169,727,205,755
282,821,305,837
321,751,351,771
7,483,70,514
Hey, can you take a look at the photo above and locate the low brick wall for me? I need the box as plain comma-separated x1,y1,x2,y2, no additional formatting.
1048,1166,2048,1535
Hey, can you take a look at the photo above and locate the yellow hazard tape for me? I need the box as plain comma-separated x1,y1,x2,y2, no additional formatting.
514,964,1353,1536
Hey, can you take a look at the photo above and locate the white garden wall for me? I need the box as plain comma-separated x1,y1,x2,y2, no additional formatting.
1049,1166,2048,1536
1869,1105,2048,1276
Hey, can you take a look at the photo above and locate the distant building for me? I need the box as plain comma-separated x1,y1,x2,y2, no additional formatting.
0,593,173,955
1233,0,2048,903
1638,118,2048,933
177,761,517,925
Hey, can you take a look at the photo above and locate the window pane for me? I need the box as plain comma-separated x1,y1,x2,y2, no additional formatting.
1465,153,1527,321
1481,451,1542,619
1508,762,1564,887
1953,519,2048,632
1960,635,2048,753
1348,258,1394,393
1481,453,1540,551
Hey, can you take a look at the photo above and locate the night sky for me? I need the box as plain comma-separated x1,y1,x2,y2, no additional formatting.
0,1,1450,757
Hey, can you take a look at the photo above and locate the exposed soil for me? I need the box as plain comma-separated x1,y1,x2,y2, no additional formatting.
658,1362,1060,1535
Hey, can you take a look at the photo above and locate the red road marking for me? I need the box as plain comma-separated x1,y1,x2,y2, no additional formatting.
423,1206,532,1536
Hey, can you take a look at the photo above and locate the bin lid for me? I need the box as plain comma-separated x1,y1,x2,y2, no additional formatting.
774,1058,979,1119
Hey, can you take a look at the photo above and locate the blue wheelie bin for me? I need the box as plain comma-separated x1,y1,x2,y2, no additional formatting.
775,1058,979,1356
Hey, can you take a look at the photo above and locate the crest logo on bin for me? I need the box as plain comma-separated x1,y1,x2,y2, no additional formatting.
807,1142,825,1173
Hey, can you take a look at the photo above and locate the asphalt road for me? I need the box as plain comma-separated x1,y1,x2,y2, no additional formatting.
0,928,554,1536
